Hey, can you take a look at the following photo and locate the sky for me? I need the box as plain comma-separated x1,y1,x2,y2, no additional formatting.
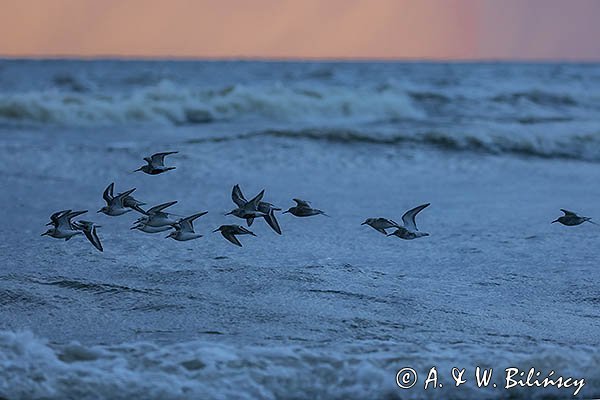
1,0,599,60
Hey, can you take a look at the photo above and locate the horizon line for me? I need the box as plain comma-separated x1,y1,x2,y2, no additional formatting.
2,54,600,64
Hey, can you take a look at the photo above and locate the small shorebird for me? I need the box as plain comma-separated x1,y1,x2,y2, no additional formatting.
134,151,178,175
231,184,281,234
98,183,138,216
72,220,103,252
227,186,268,225
135,201,179,227
283,199,328,217
552,209,597,226
213,225,256,247
387,203,430,240
42,209,87,240
361,218,401,235
166,211,208,241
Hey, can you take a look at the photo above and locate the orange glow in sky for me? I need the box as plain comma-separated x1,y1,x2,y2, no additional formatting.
1,0,599,60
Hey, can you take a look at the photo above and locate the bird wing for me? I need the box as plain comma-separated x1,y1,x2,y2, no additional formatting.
73,220,93,230
146,200,177,215
80,225,103,252
113,188,136,207
103,183,114,204
61,210,87,230
560,209,578,216
263,209,282,235
48,209,71,227
388,219,402,228
178,211,208,232
232,184,247,207
150,151,178,166
293,198,311,207
401,203,430,231
245,190,265,211
221,231,242,247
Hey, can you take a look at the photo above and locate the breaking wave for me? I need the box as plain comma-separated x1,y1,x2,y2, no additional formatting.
188,128,600,162
0,330,598,400
0,80,423,126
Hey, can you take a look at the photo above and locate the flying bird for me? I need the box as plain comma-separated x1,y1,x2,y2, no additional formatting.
387,203,430,240
42,209,87,240
135,201,179,227
134,151,178,175
166,211,208,241
282,199,328,217
98,183,137,216
231,184,282,234
213,225,256,247
552,209,597,226
226,187,268,225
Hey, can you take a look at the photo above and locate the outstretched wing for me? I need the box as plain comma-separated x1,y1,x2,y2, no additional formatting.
79,225,103,252
245,190,265,211
150,151,178,166
146,200,178,215
221,231,242,247
263,209,282,235
113,188,136,207
560,209,577,216
103,183,114,204
60,210,87,230
48,209,71,227
293,198,311,207
401,203,430,231
178,211,208,232
388,219,402,228
232,184,247,207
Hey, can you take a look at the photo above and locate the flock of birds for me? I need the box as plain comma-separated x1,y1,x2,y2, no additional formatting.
42,152,597,252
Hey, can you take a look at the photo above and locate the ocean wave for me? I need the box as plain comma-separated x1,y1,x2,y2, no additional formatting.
0,80,423,126
491,90,578,107
0,330,598,400
187,129,600,162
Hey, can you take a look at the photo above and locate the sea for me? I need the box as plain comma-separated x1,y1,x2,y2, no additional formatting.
0,59,599,399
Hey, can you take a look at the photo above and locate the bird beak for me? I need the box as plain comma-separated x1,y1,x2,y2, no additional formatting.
361,221,367,225
212,228,219,233
282,210,289,214
250,232,257,236
165,234,172,239
45,222,52,226
133,167,142,173
97,209,103,213
40,232,48,236
224,211,233,216
386,233,394,236
130,226,138,230
551,219,558,224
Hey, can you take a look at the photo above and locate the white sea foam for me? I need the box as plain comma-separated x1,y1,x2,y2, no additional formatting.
1,331,598,400
0,80,423,126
